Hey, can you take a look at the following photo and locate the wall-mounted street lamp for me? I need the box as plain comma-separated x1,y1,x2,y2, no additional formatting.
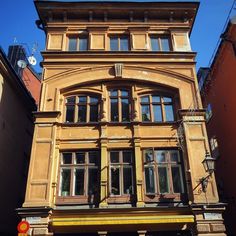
200,152,216,192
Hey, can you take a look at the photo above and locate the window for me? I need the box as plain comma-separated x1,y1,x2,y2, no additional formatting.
58,151,99,203
110,89,130,122
150,35,170,51
68,35,88,51
110,35,129,51
144,149,184,198
109,150,134,196
206,104,213,122
210,136,220,159
65,95,99,123
140,94,175,122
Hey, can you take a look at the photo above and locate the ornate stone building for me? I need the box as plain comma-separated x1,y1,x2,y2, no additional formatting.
18,1,226,235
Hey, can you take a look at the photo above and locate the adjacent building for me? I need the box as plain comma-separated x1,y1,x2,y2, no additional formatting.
198,17,236,236
0,46,36,235
18,1,226,235
8,45,41,105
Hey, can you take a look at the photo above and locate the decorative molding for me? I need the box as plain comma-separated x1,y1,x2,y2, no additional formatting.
114,63,123,78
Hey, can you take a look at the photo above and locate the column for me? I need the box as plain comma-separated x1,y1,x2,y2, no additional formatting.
134,136,145,207
100,138,108,207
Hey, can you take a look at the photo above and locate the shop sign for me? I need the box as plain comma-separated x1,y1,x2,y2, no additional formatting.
204,213,222,220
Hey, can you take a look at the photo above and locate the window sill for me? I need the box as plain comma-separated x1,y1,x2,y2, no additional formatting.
144,193,186,202
107,194,135,204
56,195,99,205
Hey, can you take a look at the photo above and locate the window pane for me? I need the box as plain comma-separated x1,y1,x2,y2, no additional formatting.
111,98,119,121
172,166,183,193
61,169,71,196
66,97,76,103
163,97,172,103
150,37,160,51
153,105,162,122
121,90,128,97
62,153,72,164
165,105,174,122
123,167,133,194
79,37,88,51
110,152,119,163
89,152,98,164
76,152,85,164
160,38,170,51
110,37,119,51
170,151,179,162
90,97,98,103
78,106,87,122
120,37,129,51
68,38,77,51
123,151,132,163
75,169,84,195
111,168,120,195
141,96,149,103
66,105,75,122
110,89,118,96
88,168,98,195
90,105,98,122
78,96,87,103
145,167,155,194
158,167,169,193
144,150,153,163
122,98,129,121
156,151,166,163
141,105,151,121
152,95,160,103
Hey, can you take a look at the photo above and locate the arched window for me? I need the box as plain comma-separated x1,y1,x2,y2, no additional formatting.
109,89,130,122
65,95,100,123
140,94,175,122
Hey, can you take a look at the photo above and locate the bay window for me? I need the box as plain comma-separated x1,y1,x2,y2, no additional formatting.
109,150,134,197
58,151,99,204
144,149,185,200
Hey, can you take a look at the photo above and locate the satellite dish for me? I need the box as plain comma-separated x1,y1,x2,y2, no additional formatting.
28,56,37,66
17,60,27,69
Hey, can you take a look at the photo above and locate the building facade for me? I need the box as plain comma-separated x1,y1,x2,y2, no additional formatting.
0,47,36,235
18,1,226,235
198,17,236,236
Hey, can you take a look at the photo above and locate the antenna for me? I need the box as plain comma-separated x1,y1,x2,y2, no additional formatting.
17,60,27,69
28,56,37,66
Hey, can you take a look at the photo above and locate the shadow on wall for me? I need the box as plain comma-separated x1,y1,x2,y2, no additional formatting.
0,67,35,235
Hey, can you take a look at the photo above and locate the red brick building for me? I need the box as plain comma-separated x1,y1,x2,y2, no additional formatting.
198,17,236,236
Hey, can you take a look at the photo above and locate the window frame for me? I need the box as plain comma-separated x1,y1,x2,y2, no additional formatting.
143,149,186,202
108,150,135,203
57,150,100,205
140,94,175,123
67,34,88,51
109,35,130,51
65,94,100,123
109,88,131,123
149,35,171,52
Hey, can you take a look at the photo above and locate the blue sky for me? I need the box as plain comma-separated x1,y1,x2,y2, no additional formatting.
0,0,235,73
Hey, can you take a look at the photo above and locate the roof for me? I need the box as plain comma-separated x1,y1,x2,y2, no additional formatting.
0,47,37,110
34,0,199,35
